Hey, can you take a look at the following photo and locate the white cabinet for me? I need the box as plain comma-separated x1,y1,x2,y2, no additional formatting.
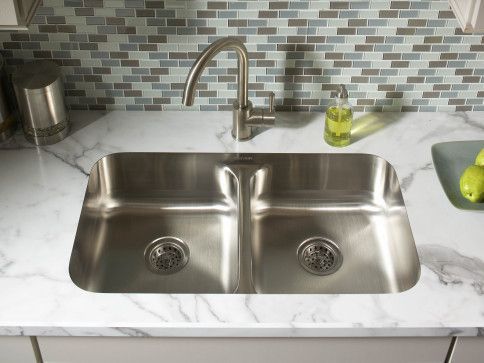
449,0,484,32
0,337,37,363
37,337,451,363
0,0,41,30
451,337,484,363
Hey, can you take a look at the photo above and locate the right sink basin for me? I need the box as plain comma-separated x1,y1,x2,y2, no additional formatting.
250,154,420,294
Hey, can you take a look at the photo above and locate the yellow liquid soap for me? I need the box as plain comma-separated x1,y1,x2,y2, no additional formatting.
324,105,353,147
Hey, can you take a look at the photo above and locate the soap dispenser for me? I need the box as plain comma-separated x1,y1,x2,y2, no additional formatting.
324,84,353,147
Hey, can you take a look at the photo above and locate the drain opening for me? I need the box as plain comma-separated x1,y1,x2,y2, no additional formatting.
144,237,189,275
297,237,342,276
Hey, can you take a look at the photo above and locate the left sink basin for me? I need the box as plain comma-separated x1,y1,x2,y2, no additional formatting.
69,153,240,293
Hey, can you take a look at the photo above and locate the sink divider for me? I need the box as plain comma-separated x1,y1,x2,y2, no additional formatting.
223,161,261,294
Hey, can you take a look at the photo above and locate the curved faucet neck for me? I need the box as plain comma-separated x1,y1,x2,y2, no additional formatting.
182,37,249,109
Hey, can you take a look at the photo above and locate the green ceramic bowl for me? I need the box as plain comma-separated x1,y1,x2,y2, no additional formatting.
431,140,484,211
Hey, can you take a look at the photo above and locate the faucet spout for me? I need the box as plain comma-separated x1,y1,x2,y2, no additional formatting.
182,37,275,141
182,37,249,109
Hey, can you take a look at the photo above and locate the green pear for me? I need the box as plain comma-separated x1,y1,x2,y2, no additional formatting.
460,165,484,203
475,148,484,167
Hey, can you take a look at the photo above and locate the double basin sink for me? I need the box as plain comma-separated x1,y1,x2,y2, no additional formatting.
69,153,420,294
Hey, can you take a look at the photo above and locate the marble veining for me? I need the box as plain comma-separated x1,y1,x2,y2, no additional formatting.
0,111,483,337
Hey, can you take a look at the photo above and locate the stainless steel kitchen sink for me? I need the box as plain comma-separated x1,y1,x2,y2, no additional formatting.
69,153,420,294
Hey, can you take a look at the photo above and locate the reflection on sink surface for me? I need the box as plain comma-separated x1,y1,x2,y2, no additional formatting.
70,153,420,294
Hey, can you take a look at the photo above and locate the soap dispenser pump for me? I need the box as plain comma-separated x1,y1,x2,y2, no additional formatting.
324,84,353,147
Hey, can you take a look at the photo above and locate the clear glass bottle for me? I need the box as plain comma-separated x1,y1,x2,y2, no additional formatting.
324,84,353,147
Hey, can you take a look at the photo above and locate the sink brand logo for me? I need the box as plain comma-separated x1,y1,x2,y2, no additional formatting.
234,155,254,162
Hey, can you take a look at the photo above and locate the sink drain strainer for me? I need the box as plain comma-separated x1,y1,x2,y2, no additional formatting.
297,237,343,276
144,237,189,274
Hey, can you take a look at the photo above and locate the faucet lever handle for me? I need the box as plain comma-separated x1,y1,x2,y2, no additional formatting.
268,92,275,113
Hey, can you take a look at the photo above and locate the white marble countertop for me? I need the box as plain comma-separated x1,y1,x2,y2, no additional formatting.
0,110,483,337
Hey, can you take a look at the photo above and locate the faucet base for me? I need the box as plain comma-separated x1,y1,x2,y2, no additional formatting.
232,101,253,141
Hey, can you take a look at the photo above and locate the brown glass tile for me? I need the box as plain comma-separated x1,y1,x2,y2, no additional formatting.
378,84,395,92
429,60,447,67
424,36,443,43
93,67,111,74
124,90,142,97
386,91,403,98
167,19,186,26
448,98,465,105
333,60,352,67
114,83,132,90
423,91,439,98
57,25,76,33
391,1,410,9
145,1,164,8
337,28,356,35
357,99,375,105
455,68,473,76
319,10,338,18
438,10,455,19
89,34,107,42
330,1,349,9
197,10,216,18
434,84,451,91
84,0,103,7
258,27,277,35
75,8,94,16
402,106,418,111
407,76,424,83
142,75,160,82
351,76,368,83
396,28,415,35
383,53,401,60
289,19,308,27
139,44,157,51
463,76,481,83
136,9,155,17
147,35,167,43
121,60,139,67
325,53,343,60
440,53,458,60
259,10,277,18
38,25,58,33
107,17,125,25
84,75,102,82
366,36,384,43
408,19,427,27
207,1,227,9
413,44,431,52
269,1,289,9
362,69,379,76
391,60,409,68
355,44,373,51
150,68,169,75
379,10,398,18
307,36,326,43
145,105,163,111
229,20,247,27
348,19,367,27
110,51,129,59
33,50,52,58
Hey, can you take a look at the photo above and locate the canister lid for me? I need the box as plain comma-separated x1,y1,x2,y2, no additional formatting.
12,60,61,90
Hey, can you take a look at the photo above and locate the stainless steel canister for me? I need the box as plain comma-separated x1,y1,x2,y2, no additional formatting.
13,60,69,145
0,54,17,142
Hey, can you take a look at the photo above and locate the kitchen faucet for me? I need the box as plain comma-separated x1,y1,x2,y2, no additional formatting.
182,37,275,141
